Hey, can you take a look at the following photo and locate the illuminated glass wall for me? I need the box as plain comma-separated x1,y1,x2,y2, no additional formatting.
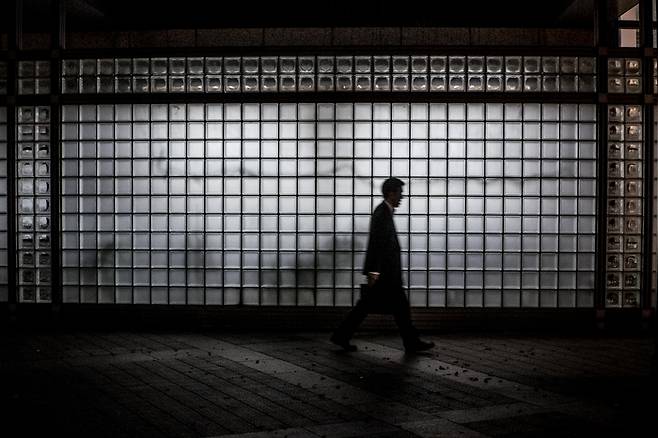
60,102,597,307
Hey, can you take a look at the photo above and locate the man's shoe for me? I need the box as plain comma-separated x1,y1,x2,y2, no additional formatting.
405,339,435,353
330,334,357,352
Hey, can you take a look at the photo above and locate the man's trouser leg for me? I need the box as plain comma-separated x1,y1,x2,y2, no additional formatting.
391,292,419,347
333,298,369,341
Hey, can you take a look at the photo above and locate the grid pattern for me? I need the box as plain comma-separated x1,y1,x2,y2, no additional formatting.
608,58,642,93
0,61,7,95
17,60,50,95
0,108,7,301
61,56,597,94
606,105,643,307
60,102,597,307
17,106,53,302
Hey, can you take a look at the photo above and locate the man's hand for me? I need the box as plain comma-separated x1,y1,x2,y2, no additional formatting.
367,272,380,288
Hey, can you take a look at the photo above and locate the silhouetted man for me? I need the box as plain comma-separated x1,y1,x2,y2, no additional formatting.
331,177,435,353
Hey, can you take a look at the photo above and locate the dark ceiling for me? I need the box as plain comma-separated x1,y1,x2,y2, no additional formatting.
0,0,604,32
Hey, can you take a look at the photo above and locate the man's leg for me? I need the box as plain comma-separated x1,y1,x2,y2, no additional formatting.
331,298,369,350
391,292,434,352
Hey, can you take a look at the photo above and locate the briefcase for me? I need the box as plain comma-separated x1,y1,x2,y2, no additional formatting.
360,283,395,314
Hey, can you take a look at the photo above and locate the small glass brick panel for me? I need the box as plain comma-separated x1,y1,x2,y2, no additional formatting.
60,103,597,308
18,60,50,95
0,62,7,94
0,108,7,301
606,105,643,307
608,58,642,93
61,56,597,95
17,106,52,303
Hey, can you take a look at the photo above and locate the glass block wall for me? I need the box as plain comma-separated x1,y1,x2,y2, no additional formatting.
60,102,597,307
0,107,7,301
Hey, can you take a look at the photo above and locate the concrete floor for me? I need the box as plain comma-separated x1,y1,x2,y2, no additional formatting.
2,329,655,437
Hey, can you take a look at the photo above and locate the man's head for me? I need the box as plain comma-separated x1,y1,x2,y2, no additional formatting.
381,177,404,208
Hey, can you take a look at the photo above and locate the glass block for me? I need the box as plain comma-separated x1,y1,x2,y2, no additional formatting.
606,291,620,306
19,79,35,94
18,61,35,77
607,254,621,270
411,75,428,91
608,142,623,158
542,57,559,73
374,75,390,91
151,58,168,75
625,59,641,75
430,75,446,91
411,56,428,73
608,160,623,177
355,56,371,73
448,75,464,91
467,75,484,91
608,124,623,141
298,75,315,91
187,57,204,75
35,78,49,94
625,217,641,233
608,105,624,121
560,75,577,92
168,76,185,92
579,57,595,74
578,75,595,92
133,58,149,75
607,235,621,252
19,233,34,248
243,75,259,92
505,56,522,73
355,75,371,91
20,161,34,177
21,286,36,301
626,180,641,196
505,75,521,91
62,77,79,93
625,199,642,215
623,291,639,306
560,57,577,73
318,57,334,73
151,76,167,92
205,57,222,74
625,142,641,159
260,75,277,92
187,76,204,92
608,58,624,75
393,56,409,73
607,272,621,289
63,59,80,76
431,56,447,73
34,60,48,76
336,75,352,91
524,75,540,91
625,77,641,93
115,58,131,75
279,75,296,91
449,57,465,73
336,57,352,73
625,105,642,122
169,58,186,75
81,59,96,76
392,75,409,91
626,161,641,178
608,198,623,214
38,287,51,302
524,56,540,73
133,76,150,93
607,216,621,233
625,124,641,141
98,76,114,93
317,75,334,91
299,57,314,73
36,143,49,158
115,76,131,93
486,57,502,73
608,76,623,93
542,75,558,92
20,251,34,266
466,56,483,73
224,76,240,92
280,57,296,73
224,57,240,74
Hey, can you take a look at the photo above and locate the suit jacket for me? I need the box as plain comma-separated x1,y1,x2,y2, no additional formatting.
363,201,403,297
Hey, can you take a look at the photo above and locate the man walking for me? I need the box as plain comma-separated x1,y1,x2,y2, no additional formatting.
331,177,435,353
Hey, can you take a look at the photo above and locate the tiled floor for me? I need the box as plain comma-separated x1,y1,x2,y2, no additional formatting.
2,329,655,437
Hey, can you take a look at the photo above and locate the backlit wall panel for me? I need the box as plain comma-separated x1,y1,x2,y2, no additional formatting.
60,102,597,307
0,107,7,301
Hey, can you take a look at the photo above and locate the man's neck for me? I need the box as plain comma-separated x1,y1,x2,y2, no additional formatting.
384,200,394,213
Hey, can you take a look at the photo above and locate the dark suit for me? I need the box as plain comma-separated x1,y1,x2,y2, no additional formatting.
333,201,419,347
